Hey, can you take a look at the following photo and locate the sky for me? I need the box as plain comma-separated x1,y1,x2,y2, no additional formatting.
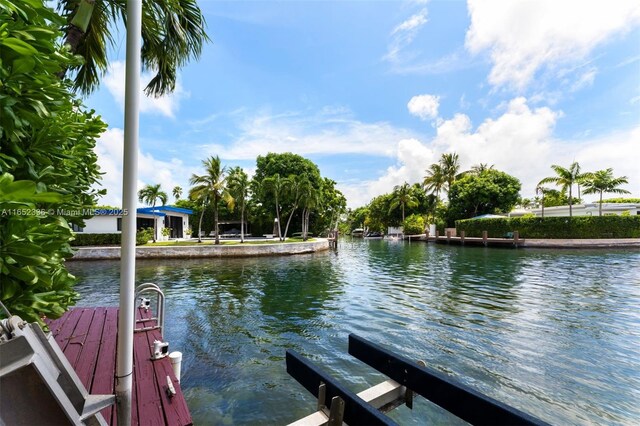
85,0,640,208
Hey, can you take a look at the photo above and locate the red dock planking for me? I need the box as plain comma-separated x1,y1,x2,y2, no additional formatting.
46,307,192,426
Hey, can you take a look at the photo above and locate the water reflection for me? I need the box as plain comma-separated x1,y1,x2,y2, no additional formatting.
67,242,640,425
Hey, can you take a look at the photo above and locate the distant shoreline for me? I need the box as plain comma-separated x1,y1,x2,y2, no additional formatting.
70,239,330,260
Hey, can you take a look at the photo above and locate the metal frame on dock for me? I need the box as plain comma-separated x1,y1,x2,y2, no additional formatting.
286,334,549,426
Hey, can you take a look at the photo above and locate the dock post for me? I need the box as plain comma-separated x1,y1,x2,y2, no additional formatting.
482,231,488,246
446,230,451,244
513,231,520,246
460,231,465,245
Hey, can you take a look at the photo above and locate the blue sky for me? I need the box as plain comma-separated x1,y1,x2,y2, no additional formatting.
87,0,640,207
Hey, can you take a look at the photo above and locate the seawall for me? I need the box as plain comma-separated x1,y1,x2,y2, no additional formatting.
70,239,330,260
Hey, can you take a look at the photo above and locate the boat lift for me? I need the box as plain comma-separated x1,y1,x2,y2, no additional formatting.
287,334,549,426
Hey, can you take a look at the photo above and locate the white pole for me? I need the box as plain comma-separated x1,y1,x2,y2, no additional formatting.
116,0,141,424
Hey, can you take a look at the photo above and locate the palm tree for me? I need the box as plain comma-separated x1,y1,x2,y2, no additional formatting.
262,173,286,241
189,192,209,243
469,163,494,175
535,185,551,218
389,182,418,223
538,162,581,217
582,169,630,216
138,183,168,242
189,156,233,245
227,167,250,243
423,163,446,199
172,185,182,201
57,0,209,96
281,175,310,241
441,153,461,192
300,181,321,241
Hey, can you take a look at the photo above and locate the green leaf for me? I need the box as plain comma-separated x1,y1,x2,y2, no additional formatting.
1,37,38,55
12,57,35,74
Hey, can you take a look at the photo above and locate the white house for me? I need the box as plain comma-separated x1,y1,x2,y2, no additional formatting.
79,206,193,240
509,203,640,218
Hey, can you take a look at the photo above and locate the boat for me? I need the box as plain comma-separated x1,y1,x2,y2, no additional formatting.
351,228,365,237
364,231,384,239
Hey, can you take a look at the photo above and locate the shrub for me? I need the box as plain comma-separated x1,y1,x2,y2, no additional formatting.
71,228,154,246
456,216,640,239
402,214,425,235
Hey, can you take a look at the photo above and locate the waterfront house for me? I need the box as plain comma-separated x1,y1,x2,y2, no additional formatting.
79,206,193,240
508,203,640,218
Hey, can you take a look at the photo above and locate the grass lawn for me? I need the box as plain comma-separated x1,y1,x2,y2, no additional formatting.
142,238,316,247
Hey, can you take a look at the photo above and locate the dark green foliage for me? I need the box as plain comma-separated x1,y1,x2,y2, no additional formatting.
1,0,105,323
447,169,521,223
70,229,153,246
402,214,425,235
456,216,640,238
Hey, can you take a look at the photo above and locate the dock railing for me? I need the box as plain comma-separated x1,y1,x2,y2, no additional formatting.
286,334,548,426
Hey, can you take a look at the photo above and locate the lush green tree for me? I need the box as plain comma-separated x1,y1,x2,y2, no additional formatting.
252,153,324,237
539,162,583,217
57,0,209,96
189,156,232,245
1,0,105,323
389,182,418,222
227,167,250,242
468,163,494,175
172,185,182,201
402,214,425,235
313,178,346,236
138,184,168,242
582,169,630,216
300,180,321,240
349,206,369,231
447,169,521,221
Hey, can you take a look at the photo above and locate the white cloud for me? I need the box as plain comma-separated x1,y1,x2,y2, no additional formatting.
199,108,417,160
103,61,188,118
94,128,197,206
384,9,428,64
341,97,639,207
392,12,428,34
465,0,640,90
408,94,440,120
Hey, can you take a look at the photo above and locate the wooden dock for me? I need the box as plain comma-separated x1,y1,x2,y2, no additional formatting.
431,235,525,248
45,307,192,425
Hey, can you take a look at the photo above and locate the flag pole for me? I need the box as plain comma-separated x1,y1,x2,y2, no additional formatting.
116,0,141,424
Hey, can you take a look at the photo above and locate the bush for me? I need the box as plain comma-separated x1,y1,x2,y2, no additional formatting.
71,229,153,246
402,214,425,235
456,216,640,239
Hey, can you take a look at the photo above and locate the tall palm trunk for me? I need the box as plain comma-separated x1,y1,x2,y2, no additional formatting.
599,191,603,216
59,0,96,78
197,205,205,243
214,195,220,245
152,202,157,243
568,186,573,217
240,201,245,243
283,203,298,242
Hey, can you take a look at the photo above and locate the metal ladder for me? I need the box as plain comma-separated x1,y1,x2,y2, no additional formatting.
134,282,165,334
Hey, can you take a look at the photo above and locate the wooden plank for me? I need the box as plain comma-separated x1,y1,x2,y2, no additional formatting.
146,326,192,425
76,307,107,388
63,308,97,369
91,308,119,425
133,315,165,425
49,308,84,350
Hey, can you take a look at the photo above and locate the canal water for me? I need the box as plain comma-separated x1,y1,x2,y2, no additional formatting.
68,240,640,425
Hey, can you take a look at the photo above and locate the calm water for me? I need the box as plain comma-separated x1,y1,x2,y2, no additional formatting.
68,240,640,425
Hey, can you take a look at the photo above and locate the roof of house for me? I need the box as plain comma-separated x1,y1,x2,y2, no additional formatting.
93,206,193,217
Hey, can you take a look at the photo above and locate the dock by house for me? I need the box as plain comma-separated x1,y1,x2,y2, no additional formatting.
45,307,191,425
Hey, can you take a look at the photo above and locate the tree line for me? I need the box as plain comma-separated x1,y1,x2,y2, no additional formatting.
139,152,347,244
344,153,631,234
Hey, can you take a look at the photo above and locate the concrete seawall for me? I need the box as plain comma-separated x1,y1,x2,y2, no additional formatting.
70,239,330,260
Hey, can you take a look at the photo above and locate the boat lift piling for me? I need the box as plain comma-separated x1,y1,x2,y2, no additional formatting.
287,334,549,426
